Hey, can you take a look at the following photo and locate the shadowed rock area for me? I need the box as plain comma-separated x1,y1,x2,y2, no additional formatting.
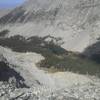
84,39,100,63
0,60,28,88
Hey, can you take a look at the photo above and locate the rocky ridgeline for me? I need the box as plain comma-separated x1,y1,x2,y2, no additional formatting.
0,78,100,100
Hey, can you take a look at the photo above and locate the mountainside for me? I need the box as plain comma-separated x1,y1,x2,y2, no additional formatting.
0,0,100,25
0,0,100,99
1,0,100,52
0,9,11,18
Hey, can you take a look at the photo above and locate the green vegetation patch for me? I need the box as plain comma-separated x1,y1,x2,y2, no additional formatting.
0,35,100,77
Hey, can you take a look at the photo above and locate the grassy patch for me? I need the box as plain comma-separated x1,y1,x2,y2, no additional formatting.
39,52,100,76
0,35,100,77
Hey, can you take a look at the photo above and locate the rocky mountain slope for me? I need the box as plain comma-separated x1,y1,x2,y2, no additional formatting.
0,0,100,52
0,78,100,100
0,0,100,100
0,46,100,100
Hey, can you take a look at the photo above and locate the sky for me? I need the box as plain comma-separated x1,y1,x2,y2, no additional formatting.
0,0,25,9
